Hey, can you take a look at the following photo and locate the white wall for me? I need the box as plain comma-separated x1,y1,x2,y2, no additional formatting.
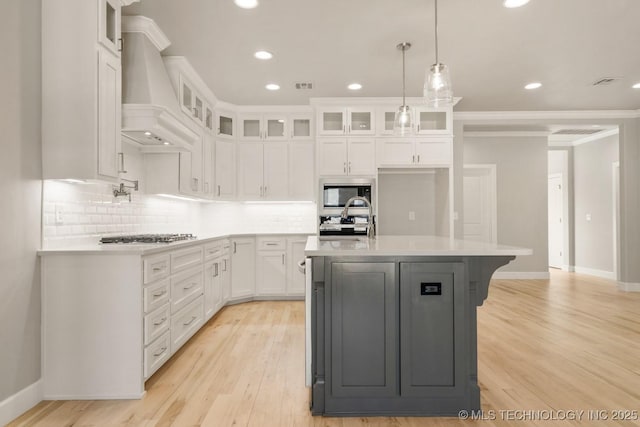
0,0,42,405
464,136,549,274
573,134,619,275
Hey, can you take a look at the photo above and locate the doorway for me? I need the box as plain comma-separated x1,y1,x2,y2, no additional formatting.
463,165,497,243
548,174,564,269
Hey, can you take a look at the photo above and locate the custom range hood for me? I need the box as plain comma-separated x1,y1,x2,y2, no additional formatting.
121,16,198,151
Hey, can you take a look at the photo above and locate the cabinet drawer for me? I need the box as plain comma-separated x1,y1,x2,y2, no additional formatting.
143,253,170,284
144,330,171,379
144,303,170,346
171,296,204,354
257,237,286,251
143,278,170,313
171,246,203,273
171,267,204,313
204,241,224,261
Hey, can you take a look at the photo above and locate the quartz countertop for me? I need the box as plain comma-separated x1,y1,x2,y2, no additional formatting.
38,232,315,256
304,235,532,257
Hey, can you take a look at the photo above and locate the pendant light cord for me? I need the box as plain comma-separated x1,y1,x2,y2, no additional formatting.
434,0,439,64
402,45,406,105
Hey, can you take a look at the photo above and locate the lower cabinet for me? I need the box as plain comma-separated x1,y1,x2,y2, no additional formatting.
254,236,309,298
317,260,467,415
256,250,287,295
231,237,256,299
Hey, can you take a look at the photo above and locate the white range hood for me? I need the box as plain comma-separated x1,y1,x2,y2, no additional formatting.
121,16,198,151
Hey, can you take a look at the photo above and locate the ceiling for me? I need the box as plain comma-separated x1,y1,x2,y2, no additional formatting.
124,0,640,111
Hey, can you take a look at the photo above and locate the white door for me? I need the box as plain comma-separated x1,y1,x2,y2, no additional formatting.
97,49,121,179
287,238,307,296
289,142,315,200
215,139,235,198
463,165,497,243
376,139,414,166
548,174,564,269
256,251,287,295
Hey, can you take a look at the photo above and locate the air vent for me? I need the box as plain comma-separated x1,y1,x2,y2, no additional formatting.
552,129,602,135
295,82,314,90
592,77,620,86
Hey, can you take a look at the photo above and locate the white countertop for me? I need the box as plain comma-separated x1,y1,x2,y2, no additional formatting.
304,235,532,257
38,232,314,256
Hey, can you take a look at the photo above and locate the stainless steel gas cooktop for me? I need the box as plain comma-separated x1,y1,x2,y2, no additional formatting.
99,233,196,244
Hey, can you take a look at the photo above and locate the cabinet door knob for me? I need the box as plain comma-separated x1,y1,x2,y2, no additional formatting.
118,152,127,174
118,38,123,52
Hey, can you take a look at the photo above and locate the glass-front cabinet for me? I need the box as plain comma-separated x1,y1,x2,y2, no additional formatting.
317,107,375,136
216,110,235,139
290,113,313,139
98,0,122,57
414,107,452,135
238,113,288,140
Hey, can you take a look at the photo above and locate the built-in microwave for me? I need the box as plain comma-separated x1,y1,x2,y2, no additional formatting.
319,178,375,213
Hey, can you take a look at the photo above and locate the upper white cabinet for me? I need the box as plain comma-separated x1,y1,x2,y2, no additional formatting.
98,0,122,57
216,110,236,139
237,142,289,200
317,138,376,176
289,141,315,200
376,137,452,167
290,114,314,140
238,113,288,141
215,139,236,199
42,0,132,181
317,107,375,136
414,107,452,135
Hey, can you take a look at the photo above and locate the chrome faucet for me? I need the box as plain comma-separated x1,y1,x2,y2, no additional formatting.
341,196,375,239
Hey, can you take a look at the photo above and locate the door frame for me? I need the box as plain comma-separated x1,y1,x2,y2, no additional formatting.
613,161,620,281
463,164,497,244
547,173,565,269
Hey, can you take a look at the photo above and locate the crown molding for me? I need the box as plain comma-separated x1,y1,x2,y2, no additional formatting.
464,131,550,138
572,128,619,146
120,0,140,5
454,110,640,121
310,97,461,107
122,16,171,51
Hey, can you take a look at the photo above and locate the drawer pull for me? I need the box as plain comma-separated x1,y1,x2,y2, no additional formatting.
183,316,197,326
152,290,167,297
153,347,167,357
265,243,278,246
153,317,167,326
183,282,197,290
152,266,165,272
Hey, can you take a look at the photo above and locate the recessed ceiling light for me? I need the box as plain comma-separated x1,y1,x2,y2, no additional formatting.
632,82,640,89
591,125,601,128
254,50,273,60
144,131,152,137
163,141,170,145
265,83,280,91
348,83,362,90
234,0,258,9
525,82,542,90
503,0,530,8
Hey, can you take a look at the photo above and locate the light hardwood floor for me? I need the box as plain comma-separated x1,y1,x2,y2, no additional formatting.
10,270,640,426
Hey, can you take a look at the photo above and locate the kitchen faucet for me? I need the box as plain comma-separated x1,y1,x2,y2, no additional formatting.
341,196,375,239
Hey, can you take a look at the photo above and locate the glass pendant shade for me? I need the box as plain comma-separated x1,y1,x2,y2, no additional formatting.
393,105,413,135
424,63,453,107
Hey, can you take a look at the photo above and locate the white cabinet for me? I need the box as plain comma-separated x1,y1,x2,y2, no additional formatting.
239,113,288,141
317,138,375,176
43,0,126,181
215,139,236,199
179,75,207,125
287,237,307,296
317,107,375,136
377,138,452,167
414,107,452,135
290,113,314,140
289,141,315,200
237,142,289,200
220,242,232,303
216,110,236,139
204,259,224,321
98,0,122,57
202,133,214,198
256,237,287,296
231,237,256,299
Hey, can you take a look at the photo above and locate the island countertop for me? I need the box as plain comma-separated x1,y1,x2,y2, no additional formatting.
305,235,532,257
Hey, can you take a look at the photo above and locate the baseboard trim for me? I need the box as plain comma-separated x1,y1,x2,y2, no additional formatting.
617,281,640,292
492,272,550,280
573,266,616,280
562,265,575,272
0,380,42,426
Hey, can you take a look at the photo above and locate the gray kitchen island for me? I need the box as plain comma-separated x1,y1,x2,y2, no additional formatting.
304,235,531,417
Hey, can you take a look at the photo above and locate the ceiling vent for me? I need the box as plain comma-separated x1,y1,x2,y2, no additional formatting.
552,129,601,135
592,77,620,86
295,82,314,90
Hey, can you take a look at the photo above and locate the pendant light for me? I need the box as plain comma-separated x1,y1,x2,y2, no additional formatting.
393,42,413,136
424,0,453,106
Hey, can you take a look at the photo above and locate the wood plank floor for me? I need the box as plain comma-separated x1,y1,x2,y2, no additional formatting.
10,270,640,426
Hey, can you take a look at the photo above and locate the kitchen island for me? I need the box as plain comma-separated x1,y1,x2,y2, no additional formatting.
305,235,531,416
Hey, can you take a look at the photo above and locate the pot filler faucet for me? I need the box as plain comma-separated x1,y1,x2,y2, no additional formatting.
341,196,375,239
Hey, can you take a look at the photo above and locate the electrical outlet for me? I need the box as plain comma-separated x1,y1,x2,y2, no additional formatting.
55,205,64,225
408,211,416,221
